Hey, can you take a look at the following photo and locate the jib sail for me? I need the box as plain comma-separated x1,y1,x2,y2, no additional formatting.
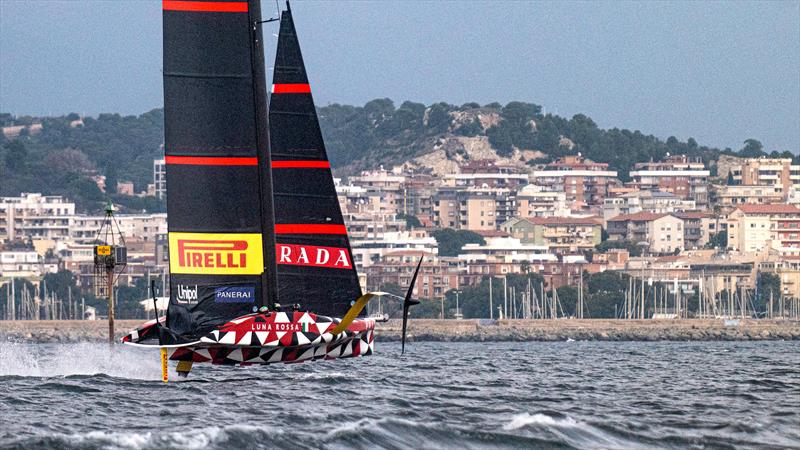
162,0,277,337
269,3,363,317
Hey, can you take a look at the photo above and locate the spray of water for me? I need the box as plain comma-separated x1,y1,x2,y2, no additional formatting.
0,342,162,380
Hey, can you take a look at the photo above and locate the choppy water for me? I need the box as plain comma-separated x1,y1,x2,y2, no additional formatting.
0,341,798,449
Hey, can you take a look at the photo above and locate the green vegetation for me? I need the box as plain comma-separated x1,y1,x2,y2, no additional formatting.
1,110,165,213
595,240,642,257
705,230,728,250
397,213,422,229
3,100,797,213
431,228,485,257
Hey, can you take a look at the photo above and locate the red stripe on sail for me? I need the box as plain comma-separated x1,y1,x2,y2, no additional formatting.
271,160,331,169
162,1,248,12
165,156,258,166
275,224,348,235
272,83,311,94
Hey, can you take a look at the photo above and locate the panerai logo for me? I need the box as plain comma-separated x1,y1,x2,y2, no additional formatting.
176,285,198,304
215,286,255,303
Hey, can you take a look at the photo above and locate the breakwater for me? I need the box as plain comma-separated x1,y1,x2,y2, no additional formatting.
1,318,799,343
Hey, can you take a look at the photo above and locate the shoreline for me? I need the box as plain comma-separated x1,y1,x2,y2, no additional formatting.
1,319,799,343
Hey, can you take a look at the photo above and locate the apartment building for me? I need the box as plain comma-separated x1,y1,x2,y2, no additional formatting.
726,204,800,254
500,216,602,254
441,159,529,189
714,184,784,209
602,190,695,225
363,250,458,299
673,212,715,250
759,257,800,300
153,158,166,199
628,155,710,207
432,187,515,231
729,157,800,198
0,193,76,242
349,230,438,270
70,213,167,244
531,155,620,208
515,184,569,218
457,237,556,284
0,250,57,278
607,212,684,254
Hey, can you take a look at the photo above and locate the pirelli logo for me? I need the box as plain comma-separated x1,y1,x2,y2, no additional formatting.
168,232,263,275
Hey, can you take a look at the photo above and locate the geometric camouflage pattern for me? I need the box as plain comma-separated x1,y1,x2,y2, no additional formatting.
122,311,376,366
168,328,373,365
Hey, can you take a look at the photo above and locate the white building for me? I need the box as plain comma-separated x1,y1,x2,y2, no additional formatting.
0,250,57,278
154,158,166,199
515,184,570,218
0,193,75,242
70,213,168,244
349,230,438,270
602,190,696,225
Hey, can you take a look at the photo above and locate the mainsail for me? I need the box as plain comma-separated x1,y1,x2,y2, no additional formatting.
269,3,363,317
162,0,277,337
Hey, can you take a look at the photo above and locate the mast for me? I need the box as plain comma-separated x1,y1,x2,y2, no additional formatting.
161,0,276,337
268,1,362,317
249,0,278,308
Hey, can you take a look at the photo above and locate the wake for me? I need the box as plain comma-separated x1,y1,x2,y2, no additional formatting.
0,342,162,380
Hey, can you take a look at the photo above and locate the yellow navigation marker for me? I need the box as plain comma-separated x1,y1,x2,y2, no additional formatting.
329,292,385,335
160,348,169,383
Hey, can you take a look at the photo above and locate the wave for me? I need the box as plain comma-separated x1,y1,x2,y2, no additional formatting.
501,412,658,449
7,425,288,450
503,413,580,430
0,342,162,380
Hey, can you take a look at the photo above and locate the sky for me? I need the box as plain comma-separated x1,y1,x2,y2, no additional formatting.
1,0,798,152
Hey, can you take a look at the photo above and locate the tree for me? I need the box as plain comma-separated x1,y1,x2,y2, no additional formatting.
556,285,579,317
487,124,514,155
595,240,642,257
705,230,727,249
756,273,782,315
739,139,764,158
3,140,28,172
432,229,485,257
585,271,632,318
397,213,422,229
105,165,118,194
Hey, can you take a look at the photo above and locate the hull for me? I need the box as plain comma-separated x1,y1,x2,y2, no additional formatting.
123,311,376,367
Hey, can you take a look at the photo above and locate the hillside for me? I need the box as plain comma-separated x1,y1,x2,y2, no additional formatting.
1,102,795,213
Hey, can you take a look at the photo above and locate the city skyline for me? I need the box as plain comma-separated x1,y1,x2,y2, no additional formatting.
1,1,798,153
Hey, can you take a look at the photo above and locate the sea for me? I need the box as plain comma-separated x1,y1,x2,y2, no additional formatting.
0,341,798,450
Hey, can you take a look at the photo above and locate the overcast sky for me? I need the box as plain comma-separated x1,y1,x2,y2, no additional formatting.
1,0,798,152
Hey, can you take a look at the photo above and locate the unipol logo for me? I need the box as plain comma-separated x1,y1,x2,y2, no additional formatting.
168,232,263,275
175,285,198,304
277,244,352,269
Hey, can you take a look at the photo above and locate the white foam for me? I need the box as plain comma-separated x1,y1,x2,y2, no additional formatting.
64,425,281,450
0,342,162,380
503,413,580,430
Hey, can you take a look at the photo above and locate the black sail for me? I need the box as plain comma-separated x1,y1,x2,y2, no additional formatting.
162,0,277,337
269,3,363,317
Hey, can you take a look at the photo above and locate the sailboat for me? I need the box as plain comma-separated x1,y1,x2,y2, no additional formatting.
123,0,421,380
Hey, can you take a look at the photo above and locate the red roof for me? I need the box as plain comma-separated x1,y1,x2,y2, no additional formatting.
736,204,800,215
608,212,669,222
